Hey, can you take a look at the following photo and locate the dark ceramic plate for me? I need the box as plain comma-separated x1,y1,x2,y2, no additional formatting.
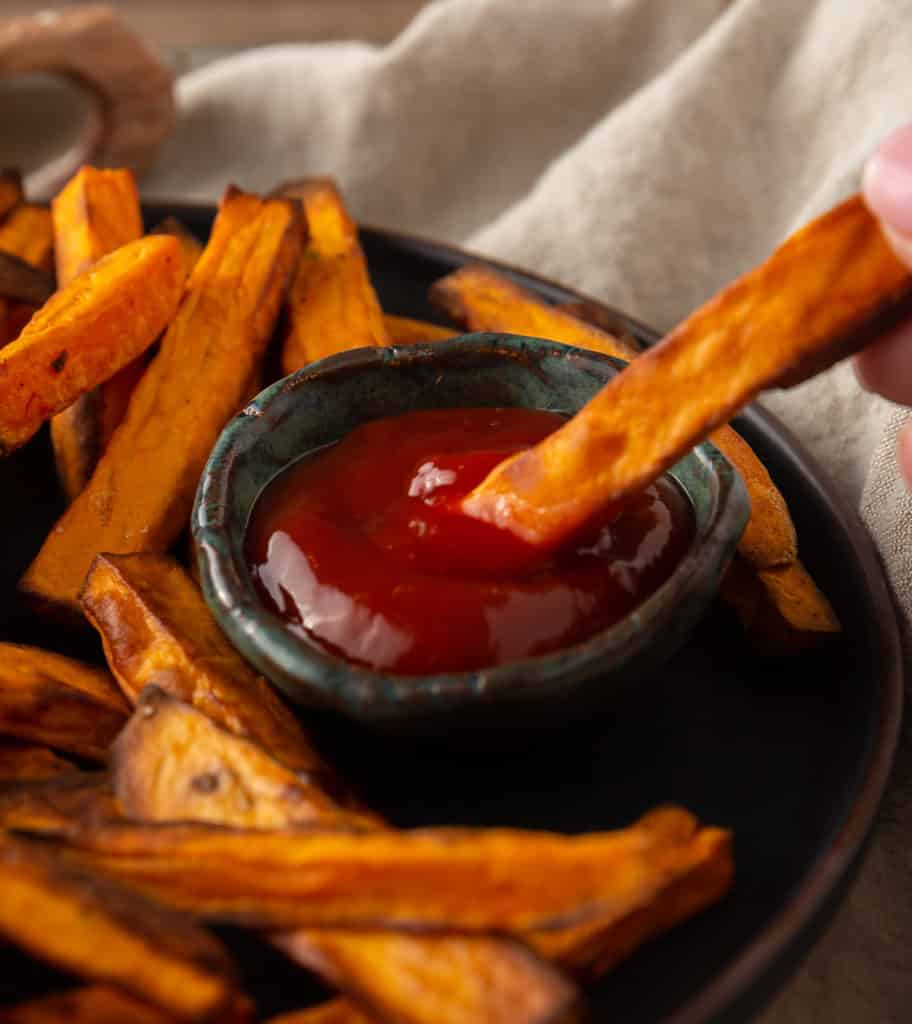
0,202,902,1024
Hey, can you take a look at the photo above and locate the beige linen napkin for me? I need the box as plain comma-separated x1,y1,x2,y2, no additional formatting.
143,1,912,1020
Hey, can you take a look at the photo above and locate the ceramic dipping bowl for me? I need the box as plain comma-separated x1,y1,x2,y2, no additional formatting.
192,333,749,733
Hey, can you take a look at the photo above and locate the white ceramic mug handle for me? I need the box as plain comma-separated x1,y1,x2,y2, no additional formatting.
0,5,175,196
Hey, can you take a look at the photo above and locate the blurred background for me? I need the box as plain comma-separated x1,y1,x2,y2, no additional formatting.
7,1,433,70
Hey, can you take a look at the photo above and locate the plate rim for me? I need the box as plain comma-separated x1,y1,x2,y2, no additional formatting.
141,198,905,1022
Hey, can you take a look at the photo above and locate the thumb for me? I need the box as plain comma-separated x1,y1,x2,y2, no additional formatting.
863,122,912,268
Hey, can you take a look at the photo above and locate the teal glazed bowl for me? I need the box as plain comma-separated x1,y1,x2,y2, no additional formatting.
192,333,749,732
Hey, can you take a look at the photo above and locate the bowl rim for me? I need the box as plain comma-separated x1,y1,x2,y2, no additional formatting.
193,332,749,718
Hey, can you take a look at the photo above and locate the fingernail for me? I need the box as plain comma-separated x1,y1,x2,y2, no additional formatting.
863,123,912,236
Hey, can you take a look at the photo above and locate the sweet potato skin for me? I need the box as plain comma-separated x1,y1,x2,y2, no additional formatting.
0,642,128,760
0,833,243,1023
50,167,147,501
80,553,345,788
0,235,183,457
113,688,374,831
281,180,388,374
0,986,177,1024
21,190,301,613
464,196,912,548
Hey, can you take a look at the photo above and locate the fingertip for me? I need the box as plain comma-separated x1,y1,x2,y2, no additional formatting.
853,318,912,405
863,123,912,236
897,420,912,491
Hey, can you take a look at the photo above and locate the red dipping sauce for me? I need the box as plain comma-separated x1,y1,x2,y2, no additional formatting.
246,408,693,675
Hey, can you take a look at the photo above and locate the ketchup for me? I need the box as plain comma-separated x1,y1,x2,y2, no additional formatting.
246,408,693,675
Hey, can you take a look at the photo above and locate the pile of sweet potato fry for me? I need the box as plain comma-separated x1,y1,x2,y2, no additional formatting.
0,164,842,1020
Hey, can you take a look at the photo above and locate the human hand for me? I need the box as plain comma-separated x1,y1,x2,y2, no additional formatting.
859,123,912,487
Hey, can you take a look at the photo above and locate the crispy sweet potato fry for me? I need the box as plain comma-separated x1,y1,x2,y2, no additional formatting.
61,808,731,936
382,314,458,346
0,168,23,223
21,189,302,613
0,833,244,1022
273,932,580,1024
266,1001,374,1024
151,217,205,279
0,204,54,348
0,986,177,1024
113,688,372,831
80,553,349,790
463,195,912,550
0,235,183,457
0,772,118,834
50,167,147,502
0,739,75,781
280,179,388,374
0,643,128,760
430,264,638,360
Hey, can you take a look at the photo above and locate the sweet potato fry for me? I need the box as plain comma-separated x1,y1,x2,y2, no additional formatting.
0,986,177,1024
382,314,458,346
80,553,349,790
266,1001,374,1024
0,643,128,760
0,833,244,1022
463,195,912,550
0,204,54,348
429,264,638,361
528,816,733,977
52,167,143,284
50,167,147,502
0,772,118,834
0,205,54,272
0,235,183,457
0,740,75,781
0,168,23,223
21,189,302,613
61,808,731,936
273,932,581,1024
280,179,388,374
720,556,840,653
113,688,372,831
151,217,204,279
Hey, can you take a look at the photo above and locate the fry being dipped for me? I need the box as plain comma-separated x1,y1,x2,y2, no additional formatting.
460,195,912,552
